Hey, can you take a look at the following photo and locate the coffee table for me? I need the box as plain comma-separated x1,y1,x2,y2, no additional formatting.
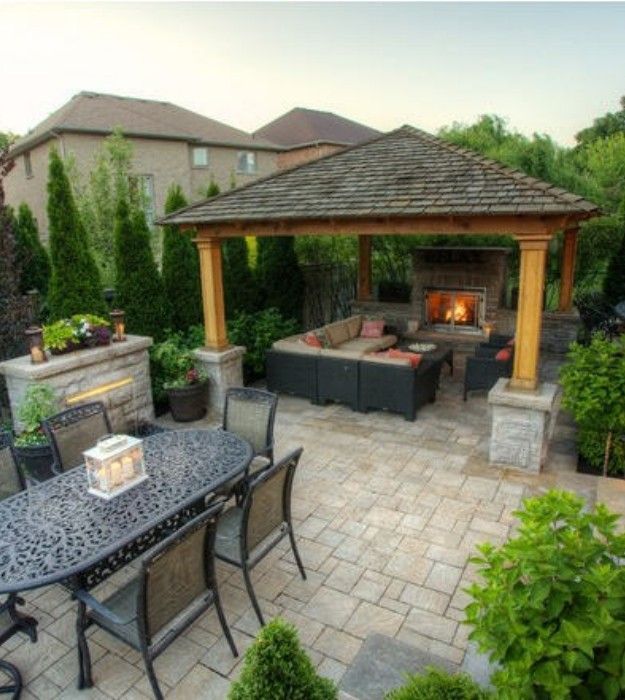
398,341,454,377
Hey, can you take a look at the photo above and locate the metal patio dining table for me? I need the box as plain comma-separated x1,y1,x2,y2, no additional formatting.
0,429,252,594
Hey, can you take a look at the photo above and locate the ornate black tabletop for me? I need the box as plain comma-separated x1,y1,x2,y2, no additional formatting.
0,429,252,594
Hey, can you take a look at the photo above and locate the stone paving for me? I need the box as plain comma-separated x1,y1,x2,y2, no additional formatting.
5,367,625,699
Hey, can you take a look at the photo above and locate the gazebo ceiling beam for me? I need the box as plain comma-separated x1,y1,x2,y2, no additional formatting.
186,213,577,239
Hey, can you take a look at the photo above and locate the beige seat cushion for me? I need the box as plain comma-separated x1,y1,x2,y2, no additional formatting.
340,334,397,354
320,348,364,360
272,335,321,355
361,353,411,367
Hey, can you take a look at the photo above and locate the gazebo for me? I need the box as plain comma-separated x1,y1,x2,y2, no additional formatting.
161,125,598,469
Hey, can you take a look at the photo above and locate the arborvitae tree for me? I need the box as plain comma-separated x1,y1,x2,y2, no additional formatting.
0,148,30,361
256,236,305,323
47,148,105,318
603,220,625,303
223,237,258,317
161,184,202,331
114,198,169,339
205,178,220,198
15,203,50,296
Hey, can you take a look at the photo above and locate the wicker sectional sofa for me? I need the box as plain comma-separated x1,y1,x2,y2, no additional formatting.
266,315,441,420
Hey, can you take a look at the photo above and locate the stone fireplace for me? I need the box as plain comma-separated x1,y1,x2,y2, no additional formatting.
412,247,509,333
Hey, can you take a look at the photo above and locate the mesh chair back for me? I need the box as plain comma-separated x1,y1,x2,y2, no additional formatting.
43,402,111,471
243,448,303,553
141,504,221,644
223,388,277,457
0,432,23,500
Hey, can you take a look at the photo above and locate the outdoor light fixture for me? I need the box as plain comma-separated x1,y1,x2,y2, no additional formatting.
110,309,126,342
25,326,47,364
84,434,147,499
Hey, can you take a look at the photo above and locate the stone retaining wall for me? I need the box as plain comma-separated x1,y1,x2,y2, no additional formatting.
0,335,154,433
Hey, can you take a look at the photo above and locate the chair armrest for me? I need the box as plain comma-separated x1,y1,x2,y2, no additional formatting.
475,345,500,358
73,589,134,626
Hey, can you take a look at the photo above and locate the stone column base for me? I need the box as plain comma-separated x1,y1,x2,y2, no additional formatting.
193,345,245,414
488,378,561,472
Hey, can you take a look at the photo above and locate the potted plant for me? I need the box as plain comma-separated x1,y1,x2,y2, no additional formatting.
560,333,625,477
13,383,58,481
43,314,111,355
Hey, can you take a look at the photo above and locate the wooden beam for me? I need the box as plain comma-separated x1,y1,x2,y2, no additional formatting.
509,237,550,391
358,235,373,301
195,238,228,350
558,228,578,313
188,213,571,240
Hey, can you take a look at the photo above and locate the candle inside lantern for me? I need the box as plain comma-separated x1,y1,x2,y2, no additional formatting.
109,460,122,487
25,326,47,364
122,455,134,480
483,322,494,341
110,310,126,342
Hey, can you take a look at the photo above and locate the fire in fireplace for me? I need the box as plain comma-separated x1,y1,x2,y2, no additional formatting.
424,287,485,333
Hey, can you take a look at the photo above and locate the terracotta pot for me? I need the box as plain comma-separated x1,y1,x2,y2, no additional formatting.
167,381,209,422
14,443,54,482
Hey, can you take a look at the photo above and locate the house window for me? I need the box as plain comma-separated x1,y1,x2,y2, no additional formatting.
237,151,257,174
24,152,33,178
192,147,209,168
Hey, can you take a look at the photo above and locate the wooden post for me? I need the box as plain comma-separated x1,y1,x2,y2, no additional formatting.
558,228,578,313
358,235,373,301
196,237,228,350
510,237,549,391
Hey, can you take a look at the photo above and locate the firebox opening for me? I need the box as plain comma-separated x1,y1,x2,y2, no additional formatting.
425,287,485,333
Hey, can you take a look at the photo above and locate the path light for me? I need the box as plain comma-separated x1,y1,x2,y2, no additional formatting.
25,326,47,364
110,309,126,342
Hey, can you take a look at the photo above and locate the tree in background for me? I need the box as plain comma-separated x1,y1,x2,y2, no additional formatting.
0,146,31,362
114,198,169,339
256,236,304,323
0,132,18,150
161,184,202,331
47,149,105,319
205,178,220,198
603,219,625,303
14,203,50,296
576,95,625,147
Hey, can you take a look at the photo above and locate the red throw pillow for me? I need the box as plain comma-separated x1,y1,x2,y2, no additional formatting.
302,332,322,348
360,319,385,338
388,348,422,368
495,347,512,361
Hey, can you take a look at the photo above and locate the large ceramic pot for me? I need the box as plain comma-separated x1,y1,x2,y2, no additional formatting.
14,443,54,482
166,381,209,422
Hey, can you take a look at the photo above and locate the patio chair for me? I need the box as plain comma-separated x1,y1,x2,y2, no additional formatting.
463,346,513,400
214,447,306,626
42,401,112,477
0,431,38,699
219,388,278,500
74,500,237,700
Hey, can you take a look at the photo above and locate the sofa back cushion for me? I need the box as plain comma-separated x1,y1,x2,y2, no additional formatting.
346,315,362,340
360,319,385,338
324,319,351,347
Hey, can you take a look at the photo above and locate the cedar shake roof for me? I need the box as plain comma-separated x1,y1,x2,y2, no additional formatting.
11,92,278,156
161,125,598,226
254,107,381,148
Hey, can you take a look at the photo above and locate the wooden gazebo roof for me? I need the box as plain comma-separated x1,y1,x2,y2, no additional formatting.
161,125,597,234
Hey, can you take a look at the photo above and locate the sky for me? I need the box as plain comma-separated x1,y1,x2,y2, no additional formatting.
2,1,625,146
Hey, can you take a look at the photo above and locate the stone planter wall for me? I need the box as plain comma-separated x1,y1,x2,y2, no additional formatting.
0,335,154,433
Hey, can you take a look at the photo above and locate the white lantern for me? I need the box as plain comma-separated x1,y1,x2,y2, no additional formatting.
83,434,148,499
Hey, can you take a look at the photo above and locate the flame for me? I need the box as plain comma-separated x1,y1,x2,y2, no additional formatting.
444,300,470,323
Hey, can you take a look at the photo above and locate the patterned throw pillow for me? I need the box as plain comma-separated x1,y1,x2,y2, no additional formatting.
388,348,422,368
495,347,512,362
360,319,385,338
302,332,322,348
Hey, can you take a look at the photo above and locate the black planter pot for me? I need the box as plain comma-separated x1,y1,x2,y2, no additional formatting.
167,381,208,422
14,443,54,482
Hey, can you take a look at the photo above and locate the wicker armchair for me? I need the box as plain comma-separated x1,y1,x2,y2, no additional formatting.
463,346,513,400
0,431,38,699
42,401,112,477
219,388,278,500
74,500,236,700
214,448,306,626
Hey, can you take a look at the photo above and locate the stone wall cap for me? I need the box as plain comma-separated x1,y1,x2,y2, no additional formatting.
193,345,246,363
488,378,560,411
0,335,153,380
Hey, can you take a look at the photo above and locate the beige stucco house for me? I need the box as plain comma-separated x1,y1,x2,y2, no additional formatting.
5,91,281,238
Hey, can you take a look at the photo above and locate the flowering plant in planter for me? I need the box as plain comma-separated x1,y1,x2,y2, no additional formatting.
164,365,208,390
43,314,111,354
154,346,209,422
13,383,58,481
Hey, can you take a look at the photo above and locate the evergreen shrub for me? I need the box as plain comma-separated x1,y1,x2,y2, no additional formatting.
15,203,50,297
256,237,305,323
385,667,489,700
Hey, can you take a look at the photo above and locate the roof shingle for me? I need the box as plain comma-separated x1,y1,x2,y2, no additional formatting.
161,125,598,226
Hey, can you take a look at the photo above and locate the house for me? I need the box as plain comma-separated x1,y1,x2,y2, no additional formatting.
5,91,280,238
254,107,381,169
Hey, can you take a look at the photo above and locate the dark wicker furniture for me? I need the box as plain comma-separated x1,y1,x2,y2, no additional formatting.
317,355,360,411
0,430,252,595
215,448,306,626
266,349,319,403
463,346,513,400
479,333,513,349
74,501,236,699
359,356,441,421
0,432,38,699
42,401,112,477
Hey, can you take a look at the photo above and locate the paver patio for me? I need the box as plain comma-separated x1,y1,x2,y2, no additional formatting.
7,362,625,699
